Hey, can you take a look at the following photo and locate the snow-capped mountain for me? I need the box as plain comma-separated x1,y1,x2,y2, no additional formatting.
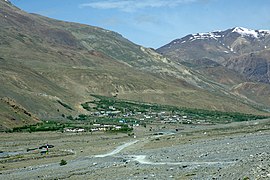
160,27,270,48
157,27,270,60
157,27,270,84
187,27,270,41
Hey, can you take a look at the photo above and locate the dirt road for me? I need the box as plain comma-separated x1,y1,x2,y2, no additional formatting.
95,140,139,158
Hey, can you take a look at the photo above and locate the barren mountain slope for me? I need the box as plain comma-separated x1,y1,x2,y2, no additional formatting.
0,0,268,129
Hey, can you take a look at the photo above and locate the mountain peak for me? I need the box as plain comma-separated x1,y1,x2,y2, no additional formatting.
232,27,259,38
231,27,270,38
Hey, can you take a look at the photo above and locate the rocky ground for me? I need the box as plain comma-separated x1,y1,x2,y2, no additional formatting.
1,119,270,180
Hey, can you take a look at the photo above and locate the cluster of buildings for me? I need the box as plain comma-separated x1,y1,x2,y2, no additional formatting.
90,124,122,132
73,104,209,134
64,128,85,133
89,105,195,125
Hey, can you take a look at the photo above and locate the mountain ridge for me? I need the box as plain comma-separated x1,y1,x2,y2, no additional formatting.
157,26,270,109
1,0,269,129
158,27,270,58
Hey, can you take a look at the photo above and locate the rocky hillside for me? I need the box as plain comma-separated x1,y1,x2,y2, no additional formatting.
157,27,270,109
0,0,269,129
0,97,40,130
225,49,270,83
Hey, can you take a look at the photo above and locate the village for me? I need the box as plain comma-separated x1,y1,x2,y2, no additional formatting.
9,95,265,135
87,106,194,124
62,95,263,134
64,104,208,134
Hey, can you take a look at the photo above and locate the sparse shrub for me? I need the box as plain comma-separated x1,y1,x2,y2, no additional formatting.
66,115,73,120
77,114,88,120
57,100,73,110
81,102,91,111
128,132,134,136
60,159,67,166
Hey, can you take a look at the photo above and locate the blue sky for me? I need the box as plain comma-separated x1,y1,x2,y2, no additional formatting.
10,0,270,48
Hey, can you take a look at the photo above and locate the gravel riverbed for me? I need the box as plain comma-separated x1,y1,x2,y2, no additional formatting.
1,119,270,179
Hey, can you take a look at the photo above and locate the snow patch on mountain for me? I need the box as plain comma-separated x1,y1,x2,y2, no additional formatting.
185,27,270,42
258,30,270,37
3,0,11,5
232,27,270,38
190,32,221,41
232,27,258,38
164,27,270,47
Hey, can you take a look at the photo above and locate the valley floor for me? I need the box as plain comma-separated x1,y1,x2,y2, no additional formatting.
1,119,270,179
